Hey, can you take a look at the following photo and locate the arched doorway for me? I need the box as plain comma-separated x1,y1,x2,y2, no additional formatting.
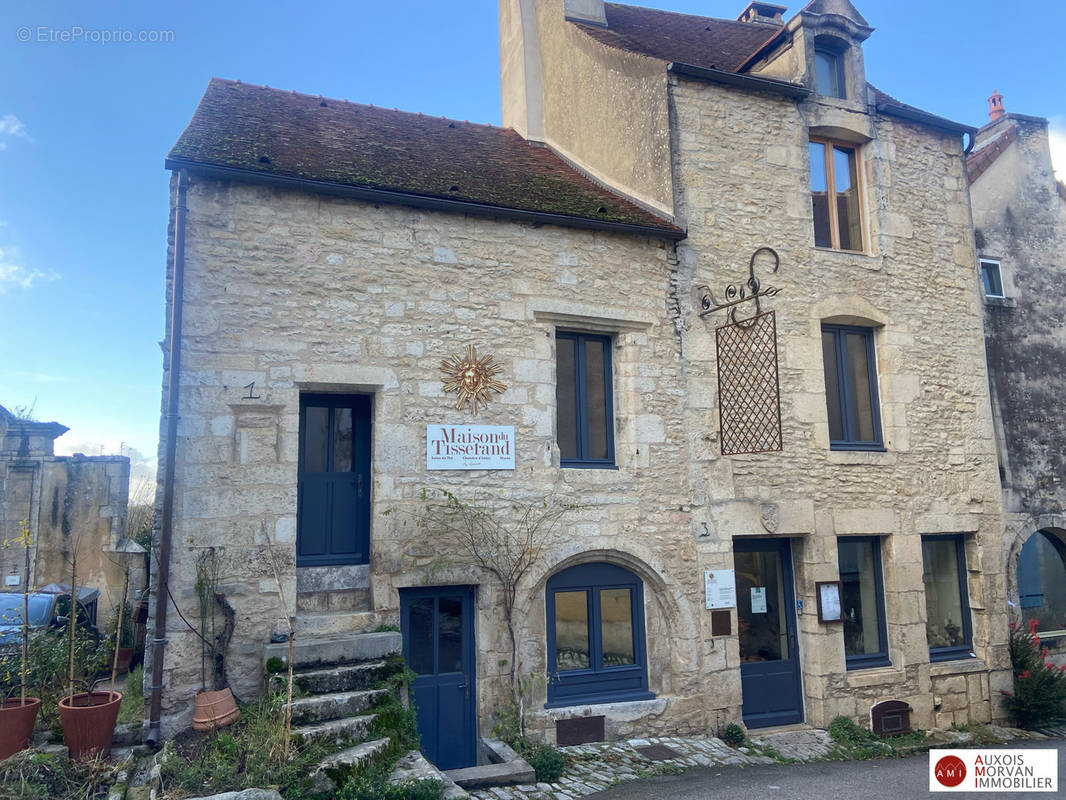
1016,529,1066,634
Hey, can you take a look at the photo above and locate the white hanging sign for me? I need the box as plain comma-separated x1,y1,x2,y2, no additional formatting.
426,424,515,470
704,570,737,609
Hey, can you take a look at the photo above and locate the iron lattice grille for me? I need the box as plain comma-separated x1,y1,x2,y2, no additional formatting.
715,310,783,455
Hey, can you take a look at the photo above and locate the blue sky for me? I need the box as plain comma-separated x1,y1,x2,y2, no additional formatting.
0,0,1062,472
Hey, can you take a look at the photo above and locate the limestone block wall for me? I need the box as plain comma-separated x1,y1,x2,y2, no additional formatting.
668,75,1010,729
154,174,702,734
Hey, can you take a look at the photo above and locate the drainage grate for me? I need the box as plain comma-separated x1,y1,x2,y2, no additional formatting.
634,744,682,761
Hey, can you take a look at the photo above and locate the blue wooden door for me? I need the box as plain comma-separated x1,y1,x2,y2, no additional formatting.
297,394,371,565
400,586,477,769
734,538,803,728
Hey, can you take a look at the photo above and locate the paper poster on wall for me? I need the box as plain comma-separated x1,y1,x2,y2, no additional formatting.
704,570,737,609
750,586,767,614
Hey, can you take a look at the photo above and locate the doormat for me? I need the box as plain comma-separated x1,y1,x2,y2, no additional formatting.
634,744,682,761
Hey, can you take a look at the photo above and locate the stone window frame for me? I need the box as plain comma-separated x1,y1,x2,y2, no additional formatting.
821,323,885,452
544,561,654,708
921,534,975,663
809,137,866,253
555,330,616,469
837,535,891,670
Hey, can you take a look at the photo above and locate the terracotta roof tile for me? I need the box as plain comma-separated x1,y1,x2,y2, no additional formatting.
167,79,680,235
966,125,1017,185
575,3,781,72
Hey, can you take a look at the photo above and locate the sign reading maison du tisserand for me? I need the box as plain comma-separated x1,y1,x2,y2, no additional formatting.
426,425,515,470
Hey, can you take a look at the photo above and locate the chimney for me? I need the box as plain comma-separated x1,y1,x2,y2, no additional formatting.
738,2,787,25
564,0,607,27
988,90,1005,122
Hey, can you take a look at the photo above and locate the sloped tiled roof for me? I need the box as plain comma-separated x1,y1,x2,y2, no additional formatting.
167,79,682,236
869,86,974,137
966,125,1017,185
575,3,780,72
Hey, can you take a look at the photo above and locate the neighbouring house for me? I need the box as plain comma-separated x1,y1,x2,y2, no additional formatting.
0,404,144,621
150,0,1013,762
967,93,1066,659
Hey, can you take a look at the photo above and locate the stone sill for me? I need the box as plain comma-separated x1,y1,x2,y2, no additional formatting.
984,296,1016,309
535,696,668,723
845,665,906,689
813,247,884,272
827,450,897,466
929,658,987,677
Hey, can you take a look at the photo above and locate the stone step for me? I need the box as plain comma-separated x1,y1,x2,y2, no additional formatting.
293,714,376,747
294,611,376,638
264,631,401,670
309,737,393,792
284,660,392,695
289,688,388,725
391,750,470,800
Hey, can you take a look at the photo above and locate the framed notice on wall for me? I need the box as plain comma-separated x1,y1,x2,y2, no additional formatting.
704,570,736,609
816,580,843,623
426,424,515,470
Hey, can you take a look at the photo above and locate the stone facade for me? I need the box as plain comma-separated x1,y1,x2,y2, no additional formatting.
0,405,141,616
154,0,1012,744
969,104,1066,655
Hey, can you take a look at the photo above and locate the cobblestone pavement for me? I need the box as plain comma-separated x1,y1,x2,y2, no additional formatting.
469,734,787,800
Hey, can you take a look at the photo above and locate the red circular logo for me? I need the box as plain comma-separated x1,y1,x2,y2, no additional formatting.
935,755,967,787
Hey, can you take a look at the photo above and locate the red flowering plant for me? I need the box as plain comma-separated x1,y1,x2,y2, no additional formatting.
1004,617,1066,728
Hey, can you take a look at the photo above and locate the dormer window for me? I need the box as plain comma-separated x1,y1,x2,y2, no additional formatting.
813,38,847,99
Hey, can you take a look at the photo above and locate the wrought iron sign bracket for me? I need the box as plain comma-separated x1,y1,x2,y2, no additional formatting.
697,247,781,325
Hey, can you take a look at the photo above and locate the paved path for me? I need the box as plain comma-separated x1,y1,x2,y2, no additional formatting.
583,738,1066,800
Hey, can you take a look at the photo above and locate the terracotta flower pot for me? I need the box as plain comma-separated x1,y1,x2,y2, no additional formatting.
192,687,240,731
59,691,122,759
0,697,41,759
116,646,135,674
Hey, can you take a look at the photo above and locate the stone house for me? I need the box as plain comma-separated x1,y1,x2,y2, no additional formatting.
967,94,1066,657
0,404,142,620
151,0,1012,760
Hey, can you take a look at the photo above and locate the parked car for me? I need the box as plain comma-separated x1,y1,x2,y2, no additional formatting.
0,585,100,647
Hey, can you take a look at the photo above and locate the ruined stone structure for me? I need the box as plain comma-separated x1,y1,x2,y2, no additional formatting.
153,0,1012,754
968,95,1066,651
0,404,141,615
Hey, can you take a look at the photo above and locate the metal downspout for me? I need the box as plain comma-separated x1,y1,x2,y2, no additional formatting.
147,169,188,745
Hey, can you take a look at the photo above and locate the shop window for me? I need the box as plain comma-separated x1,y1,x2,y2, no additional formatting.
821,324,883,450
1017,530,1066,633
980,258,1004,298
921,535,974,661
556,332,614,468
838,536,890,668
546,562,653,707
810,139,863,251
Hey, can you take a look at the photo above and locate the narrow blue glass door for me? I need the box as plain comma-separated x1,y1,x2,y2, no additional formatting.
400,586,477,769
734,538,803,727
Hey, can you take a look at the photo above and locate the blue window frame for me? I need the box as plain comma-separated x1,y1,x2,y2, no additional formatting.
980,259,1004,298
545,562,653,707
922,535,975,662
556,332,615,468
837,537,890,669
821,324,884,451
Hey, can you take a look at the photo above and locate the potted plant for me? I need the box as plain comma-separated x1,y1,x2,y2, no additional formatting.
191,548,239,731
0,520,41,759
57,531,121,759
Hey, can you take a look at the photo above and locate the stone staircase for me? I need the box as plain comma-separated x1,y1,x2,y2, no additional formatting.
263,630,466,796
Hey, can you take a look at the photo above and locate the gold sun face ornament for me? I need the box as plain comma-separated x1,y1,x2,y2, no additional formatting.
440,345,507,416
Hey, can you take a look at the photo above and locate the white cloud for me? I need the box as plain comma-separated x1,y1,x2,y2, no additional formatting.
0,114,30,150
1049,116,1066,183
0,245,58,291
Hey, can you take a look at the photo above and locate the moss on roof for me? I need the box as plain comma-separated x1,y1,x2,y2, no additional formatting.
167,79,680,234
